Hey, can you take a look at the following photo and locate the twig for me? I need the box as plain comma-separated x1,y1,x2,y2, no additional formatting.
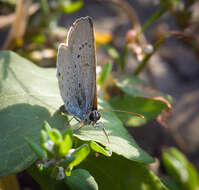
0,3,39,29
98,0,157,86
3,0,33,49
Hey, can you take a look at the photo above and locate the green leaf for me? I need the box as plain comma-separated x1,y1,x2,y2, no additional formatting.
40,0,49,14
59,133,73,157
42,121,52,132
103,45,120,60
60,155,76,168
31,33,46,44
40,129,49,144
69,144,90,167
74,98,154,163
89,141,112,157
97,61,113,85
109,95,167,126
60,0,83,14
113,73,172,103
0,51,153,177
112,73,173,126
63,128,73,139
24,137,47,159
48,128,62,144
78,153,168,190
65,169,98,190
0,51,66,176
162,147,199,190
162,178,182,190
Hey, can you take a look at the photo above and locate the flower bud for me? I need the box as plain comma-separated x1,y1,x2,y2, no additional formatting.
126,29,137,43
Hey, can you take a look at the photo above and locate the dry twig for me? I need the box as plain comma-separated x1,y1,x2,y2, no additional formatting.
2,0,36,49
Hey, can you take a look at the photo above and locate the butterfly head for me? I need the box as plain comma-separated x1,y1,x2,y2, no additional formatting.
89,110,101,123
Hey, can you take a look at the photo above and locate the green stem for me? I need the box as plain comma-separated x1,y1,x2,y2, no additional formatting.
120,45,128,70
137,7,168,38
40,0,50,14
134,37,165,76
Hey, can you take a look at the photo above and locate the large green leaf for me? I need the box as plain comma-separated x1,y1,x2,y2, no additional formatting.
0,51,66,177
78,153,168,190
113,73,172,103
65,169,98,190
111,73,172,126
74,98,153,163
0,51,153,177
109,95,167,126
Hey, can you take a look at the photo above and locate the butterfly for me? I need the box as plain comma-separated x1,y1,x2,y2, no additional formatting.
56,17,144,142
57,17,101,129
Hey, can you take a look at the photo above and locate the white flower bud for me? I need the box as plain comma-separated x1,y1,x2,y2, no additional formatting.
56,167,65,180
143,44,154,54
66,148,75,158
44,140,54,152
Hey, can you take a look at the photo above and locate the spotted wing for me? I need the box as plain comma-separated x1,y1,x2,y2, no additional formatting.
67,17,97,117
56,17,96,119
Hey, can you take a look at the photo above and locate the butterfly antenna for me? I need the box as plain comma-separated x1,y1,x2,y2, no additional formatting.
102,126,110,144
101,108,144,119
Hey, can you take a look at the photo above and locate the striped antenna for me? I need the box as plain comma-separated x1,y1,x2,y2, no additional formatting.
100,108,144,119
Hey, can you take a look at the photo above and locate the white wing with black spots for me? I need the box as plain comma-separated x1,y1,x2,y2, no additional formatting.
56,17,96,120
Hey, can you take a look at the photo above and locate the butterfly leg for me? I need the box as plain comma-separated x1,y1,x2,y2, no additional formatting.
74,119,85,131
74,116,81,123
74,112,91,131
94,122,110,144
64,116,75,128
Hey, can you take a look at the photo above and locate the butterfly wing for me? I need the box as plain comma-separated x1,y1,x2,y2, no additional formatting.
57,43,83,119
57,17,97,119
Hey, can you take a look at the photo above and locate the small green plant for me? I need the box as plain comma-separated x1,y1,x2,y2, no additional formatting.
24,121,111,189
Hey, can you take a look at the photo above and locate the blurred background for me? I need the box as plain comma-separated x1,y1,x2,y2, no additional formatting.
0,0,199,189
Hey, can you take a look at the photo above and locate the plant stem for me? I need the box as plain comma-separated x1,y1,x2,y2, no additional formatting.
137,7,168,37
120,45,128,70
134,37,165,76
40,0,50,14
